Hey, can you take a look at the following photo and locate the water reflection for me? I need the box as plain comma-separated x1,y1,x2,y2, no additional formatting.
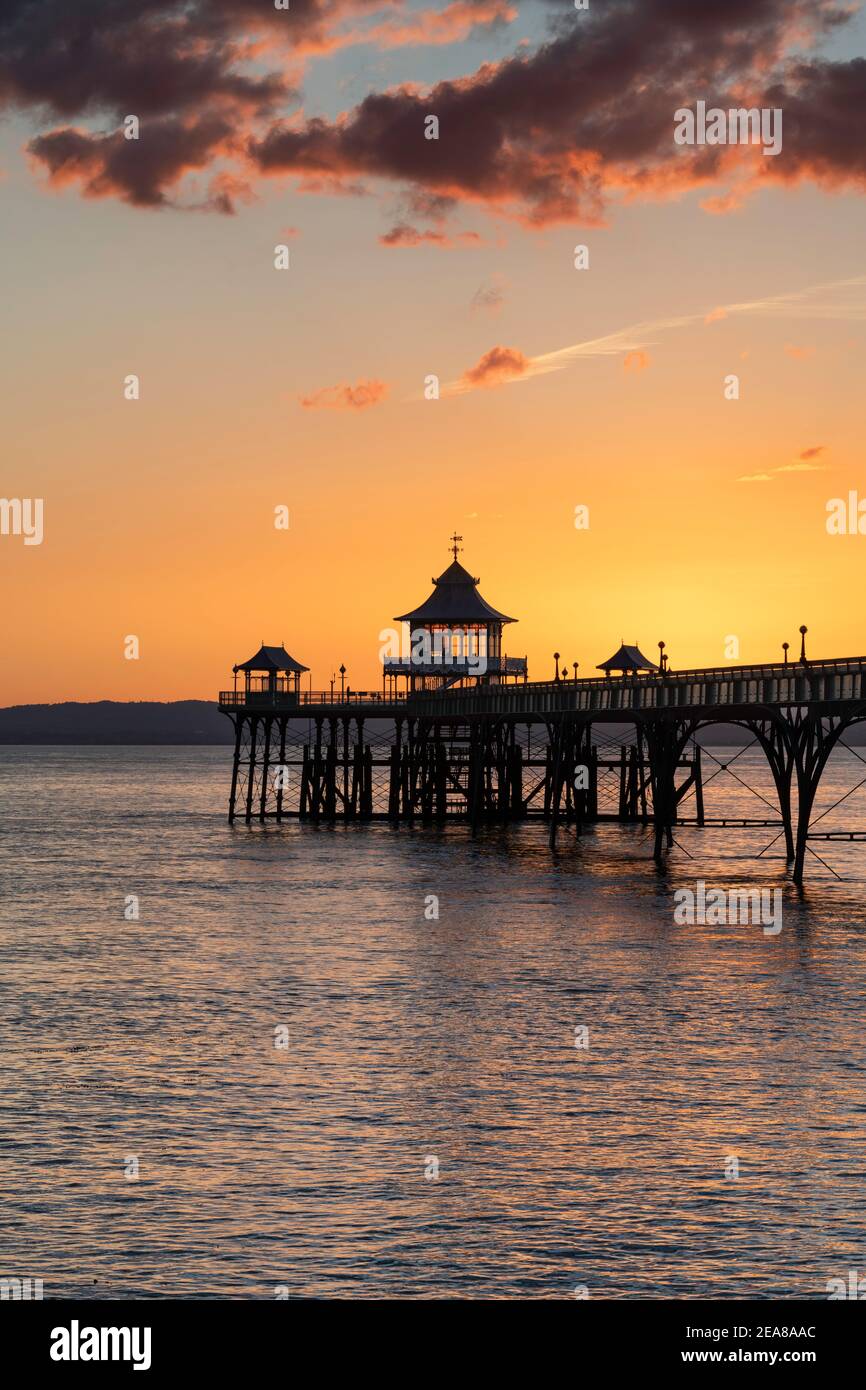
0,746,864,1298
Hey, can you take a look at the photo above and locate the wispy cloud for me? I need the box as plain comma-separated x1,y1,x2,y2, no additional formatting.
741,445,830,483
471,275,507,314
299,379,388,411
441,275,866,395
775,445,829,473
716,277,866,323
379,224,483,249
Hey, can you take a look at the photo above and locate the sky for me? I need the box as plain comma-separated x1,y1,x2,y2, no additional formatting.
2,0,866,703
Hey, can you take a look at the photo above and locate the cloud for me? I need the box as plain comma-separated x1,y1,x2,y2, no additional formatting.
379,223,482,247
440,274,866,395
9,0,866,221
742,445,829,481
471,275,507,313
27,116,238,209
784,343,815,359
6,2,292,120
299,378,389,410
776,445,828,471
719,277,866,323
623,350,651,372
701,188,750,216
357,0,516,52
705,307,728,324
248,0,864,228
13,0,510,210
459,346,530,389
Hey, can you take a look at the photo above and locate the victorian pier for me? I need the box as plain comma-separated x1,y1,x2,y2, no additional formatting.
218,539,866,884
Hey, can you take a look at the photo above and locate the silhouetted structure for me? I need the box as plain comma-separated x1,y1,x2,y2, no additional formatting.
219,544,866,885
383,535,527,693
232,645,308,700
597,643,658,674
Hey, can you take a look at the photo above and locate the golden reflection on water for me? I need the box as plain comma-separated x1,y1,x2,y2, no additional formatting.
0,746,865,1298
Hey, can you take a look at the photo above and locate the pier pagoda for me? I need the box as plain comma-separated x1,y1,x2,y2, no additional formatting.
231,643,308,704
383,535,527,694
597,643,659,676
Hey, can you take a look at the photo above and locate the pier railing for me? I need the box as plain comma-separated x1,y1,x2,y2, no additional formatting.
219,689,412,709
220,657,866,717
418,656,866,716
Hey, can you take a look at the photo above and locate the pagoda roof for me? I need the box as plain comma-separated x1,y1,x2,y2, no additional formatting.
233,644,309,674
394,559,517,626
597,643,658,673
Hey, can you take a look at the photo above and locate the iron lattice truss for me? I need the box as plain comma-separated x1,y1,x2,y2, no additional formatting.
224,705,866,883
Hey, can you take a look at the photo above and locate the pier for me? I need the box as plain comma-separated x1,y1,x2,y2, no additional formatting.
218,542,866,884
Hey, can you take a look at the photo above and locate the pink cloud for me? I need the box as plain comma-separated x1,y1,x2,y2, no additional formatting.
459,346,530,389
299,379,389,411
623,350,651,372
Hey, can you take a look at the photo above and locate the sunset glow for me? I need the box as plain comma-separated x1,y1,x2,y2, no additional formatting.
2,0,866,703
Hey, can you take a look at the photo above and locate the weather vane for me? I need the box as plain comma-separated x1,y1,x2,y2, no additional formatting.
449,531,463,561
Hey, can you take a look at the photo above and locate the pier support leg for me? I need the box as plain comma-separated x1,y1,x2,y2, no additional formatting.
275,717,288,822
389,719,403,822
258,716,272,822
548,717,565,848
245,716,258,825
299,744,310,819
548,716,584,847
510,734,524,818
788,712,853,885
228,717,242,823
694,744,705,827
325,736,338,821
645,719,694,863
362,744,373,818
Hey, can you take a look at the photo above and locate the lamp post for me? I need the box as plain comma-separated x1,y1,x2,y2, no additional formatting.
658,640,667,673
573,661,579,684
553,651,561,683
799,625,808,664
339,664,346,699
782,641,789,666
329,673,335,700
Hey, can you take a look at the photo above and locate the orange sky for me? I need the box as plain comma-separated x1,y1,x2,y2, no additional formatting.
2,2,866,704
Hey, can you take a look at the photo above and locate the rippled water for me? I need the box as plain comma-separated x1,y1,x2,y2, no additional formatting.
1,744,865,1299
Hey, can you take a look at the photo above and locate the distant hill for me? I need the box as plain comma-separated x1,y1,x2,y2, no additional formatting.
0,701,234,744
1,702,864,746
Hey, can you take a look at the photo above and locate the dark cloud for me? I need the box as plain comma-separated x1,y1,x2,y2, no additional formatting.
471,277,506,311
0,0,294,120
28,116,236,209
763,58,866,187
6,0,387,208
6,0,866,219
250,0,864,225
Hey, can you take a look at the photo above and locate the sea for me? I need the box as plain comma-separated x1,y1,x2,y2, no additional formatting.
1,744,865,1300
